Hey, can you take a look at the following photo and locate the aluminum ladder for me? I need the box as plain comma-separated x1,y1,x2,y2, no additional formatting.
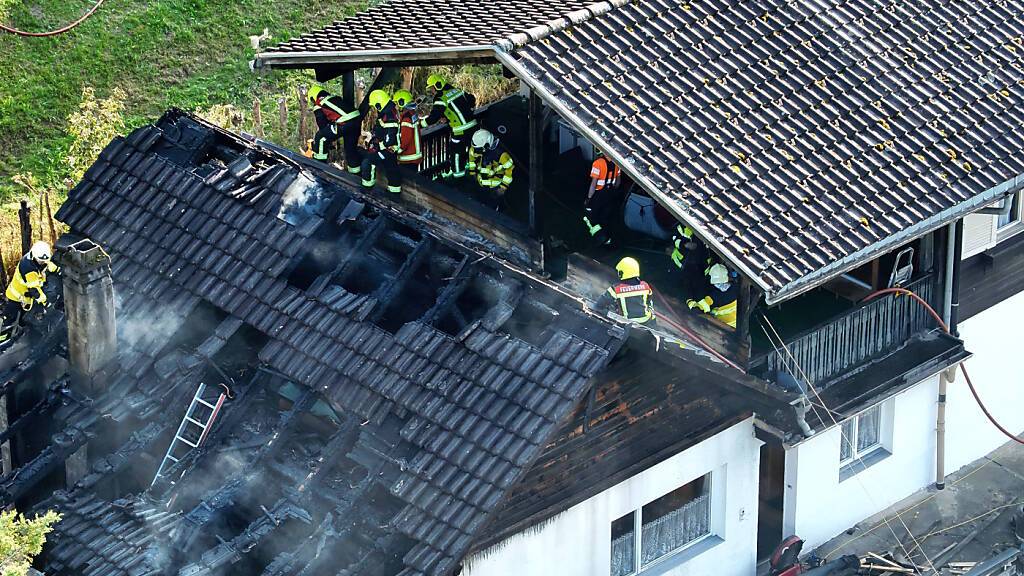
151,382,227,487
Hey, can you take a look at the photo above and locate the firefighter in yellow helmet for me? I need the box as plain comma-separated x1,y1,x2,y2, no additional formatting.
306,85,362,173
360,89,403,194
598,257,655,325
687,262,737,328
1,242,59,342
467,129,514,206
393,89,426,167
424,73,478,179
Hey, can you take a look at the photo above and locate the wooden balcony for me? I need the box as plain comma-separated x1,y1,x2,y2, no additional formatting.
749,274,939,390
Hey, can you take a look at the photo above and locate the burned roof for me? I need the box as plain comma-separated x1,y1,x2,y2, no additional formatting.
501,0,1024,301
30,109,629,575
255,0,598,67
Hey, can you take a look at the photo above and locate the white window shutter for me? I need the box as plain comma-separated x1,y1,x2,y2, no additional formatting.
962,213,997,258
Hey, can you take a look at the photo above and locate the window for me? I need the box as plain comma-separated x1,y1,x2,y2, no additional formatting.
839,404,883,467
610,475,712,576
997,192,1024,239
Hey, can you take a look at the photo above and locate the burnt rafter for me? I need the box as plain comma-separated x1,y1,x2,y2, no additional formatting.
365,237,436,322
172,387,320,552
176,498,313,576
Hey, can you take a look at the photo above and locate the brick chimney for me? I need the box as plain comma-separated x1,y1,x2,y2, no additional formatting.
62,239,117,393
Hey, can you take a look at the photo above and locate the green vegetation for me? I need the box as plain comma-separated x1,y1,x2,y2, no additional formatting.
0,0,365,200
0,509,60,576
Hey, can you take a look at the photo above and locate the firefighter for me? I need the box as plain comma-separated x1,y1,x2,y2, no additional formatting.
467,129,514,204
670,222,708,298
1,242,58,342
360,89,403,194
307,85,362,173
598,257,655,325
393,89,425,167
583,149,622,245
687,262,738,328
424,74,478,179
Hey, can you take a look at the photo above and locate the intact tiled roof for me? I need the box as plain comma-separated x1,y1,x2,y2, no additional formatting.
50,110,625,576
503,0,1024,300
259,0,595,58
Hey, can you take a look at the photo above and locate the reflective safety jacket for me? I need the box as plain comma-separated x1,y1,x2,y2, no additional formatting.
689,282,737,328
671,224,695,268
468,147,514,192
605,278,654,324
313,94,359,125
370,103,401,153
590,156,621,191
398,108,424,165
426,85,478,136
6,255,57,305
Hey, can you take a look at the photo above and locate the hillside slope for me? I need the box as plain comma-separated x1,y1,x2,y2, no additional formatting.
0,0,361,198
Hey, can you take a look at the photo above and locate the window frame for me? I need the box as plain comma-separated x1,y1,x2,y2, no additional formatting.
610,473,714,576
838,402,892,479
996,192,1024,241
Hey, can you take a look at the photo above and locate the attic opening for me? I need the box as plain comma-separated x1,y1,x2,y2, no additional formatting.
435,269,508,337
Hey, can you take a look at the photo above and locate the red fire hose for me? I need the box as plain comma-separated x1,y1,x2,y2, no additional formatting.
864,287,1024,445
1,0,105,37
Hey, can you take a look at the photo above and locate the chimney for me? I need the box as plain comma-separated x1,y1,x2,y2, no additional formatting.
62,239,117,393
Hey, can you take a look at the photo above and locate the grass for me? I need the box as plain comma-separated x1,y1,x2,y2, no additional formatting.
0,0,365,198
0,0,517,274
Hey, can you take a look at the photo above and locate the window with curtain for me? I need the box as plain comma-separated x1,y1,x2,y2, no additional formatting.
839,404,883,467
610,474,712,576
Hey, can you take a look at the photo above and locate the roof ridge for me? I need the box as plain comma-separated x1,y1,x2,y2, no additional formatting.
496,0,631,50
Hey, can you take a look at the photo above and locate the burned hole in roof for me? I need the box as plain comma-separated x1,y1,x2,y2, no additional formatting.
433,266,513,338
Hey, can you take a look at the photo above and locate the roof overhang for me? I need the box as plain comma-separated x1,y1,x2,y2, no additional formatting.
254,45,498,70
257,39,1024,307
765,174,1024,305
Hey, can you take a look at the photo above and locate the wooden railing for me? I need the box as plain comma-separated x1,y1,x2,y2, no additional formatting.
418,124,451,178
752,275,937,389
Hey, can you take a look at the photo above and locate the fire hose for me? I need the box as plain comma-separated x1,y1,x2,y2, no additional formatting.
0,0,105,37
864,287,1024,446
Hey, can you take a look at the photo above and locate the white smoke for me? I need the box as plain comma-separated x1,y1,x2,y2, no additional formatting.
115,292,188,354
277,171,324,226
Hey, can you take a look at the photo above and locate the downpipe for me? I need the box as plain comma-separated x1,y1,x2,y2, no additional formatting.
936,221,959,490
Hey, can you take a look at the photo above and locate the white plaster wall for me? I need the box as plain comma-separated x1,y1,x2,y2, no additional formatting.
783,376,939,551
462,418,763,576
945,289,1024,473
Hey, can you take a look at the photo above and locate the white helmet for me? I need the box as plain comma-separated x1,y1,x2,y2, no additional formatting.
29,241,52,263
708,263,730,286
471,129,497,151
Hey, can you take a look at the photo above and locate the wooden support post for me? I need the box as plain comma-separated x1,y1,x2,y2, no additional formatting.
44,190,56,245
252,97,264,139
298,85,311,148
358,67,401,117
400,67,414,90
277,97,288,137
0,251,7,292
18,200,31,256
342,71,355,110
528,90,543,237
735,275,754,363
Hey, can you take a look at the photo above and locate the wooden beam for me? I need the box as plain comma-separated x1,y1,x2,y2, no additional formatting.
528,90,543,237
735,275,754,363
342,71,355,110
367,238,434,321
358,67,402,117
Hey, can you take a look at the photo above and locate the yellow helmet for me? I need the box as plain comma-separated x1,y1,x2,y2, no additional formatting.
393,89,414,108
426,73,446,91
308,85,326,105
616,257,641,280
369,89,391,112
